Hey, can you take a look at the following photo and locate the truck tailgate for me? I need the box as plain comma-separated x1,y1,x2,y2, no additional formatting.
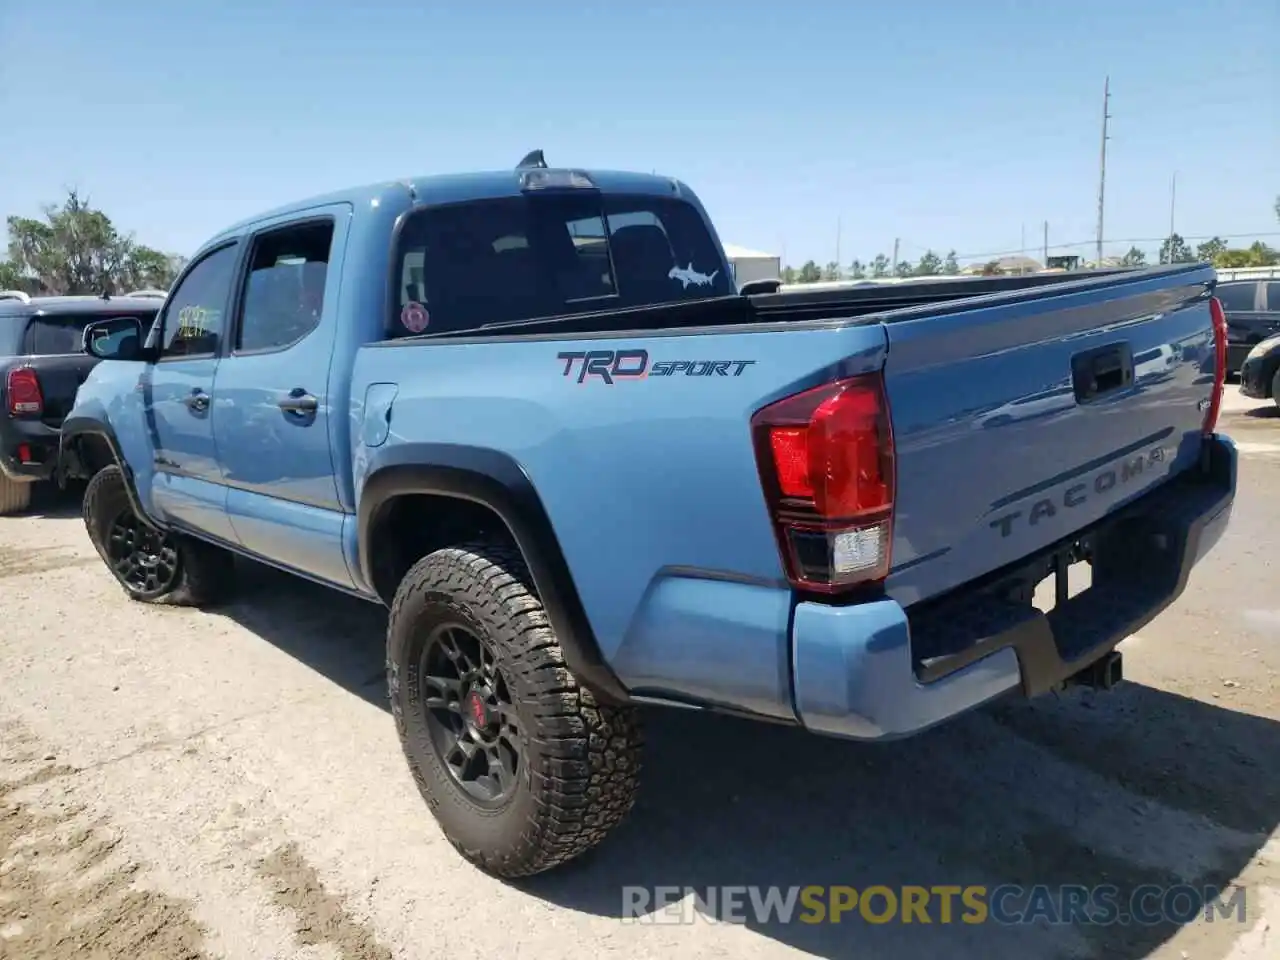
881,265,1218,607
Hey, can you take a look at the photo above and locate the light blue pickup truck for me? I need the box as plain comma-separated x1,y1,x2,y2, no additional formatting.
61,153,1236,877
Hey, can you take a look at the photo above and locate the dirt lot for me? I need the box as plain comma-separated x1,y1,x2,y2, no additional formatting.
1,396,1277,960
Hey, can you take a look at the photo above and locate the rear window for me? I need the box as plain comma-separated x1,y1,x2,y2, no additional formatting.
21,311,159,355
392,193,732,336
1215,282,1258,313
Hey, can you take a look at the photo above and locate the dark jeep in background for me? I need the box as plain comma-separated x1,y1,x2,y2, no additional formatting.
0,290,164,514
1216,277,1280,374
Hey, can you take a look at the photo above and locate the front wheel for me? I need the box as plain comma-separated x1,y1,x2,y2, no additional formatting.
387,541,643,878
83,465,235,606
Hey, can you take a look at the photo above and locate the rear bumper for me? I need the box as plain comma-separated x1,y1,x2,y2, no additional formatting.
0,417,60,483
791,434,1237,741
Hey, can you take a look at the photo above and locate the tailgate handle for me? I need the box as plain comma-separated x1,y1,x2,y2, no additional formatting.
1072,343,1133,403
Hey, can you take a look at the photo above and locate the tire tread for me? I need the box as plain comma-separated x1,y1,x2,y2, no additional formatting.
388,540,642,878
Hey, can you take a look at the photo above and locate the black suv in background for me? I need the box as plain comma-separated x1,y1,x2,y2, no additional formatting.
0,291,163,514
1217,277,1280,374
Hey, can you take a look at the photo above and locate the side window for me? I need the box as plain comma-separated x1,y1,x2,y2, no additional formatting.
237,221,335,353
1265,282,1280,313
160,245,239,359
1215,282,1259,313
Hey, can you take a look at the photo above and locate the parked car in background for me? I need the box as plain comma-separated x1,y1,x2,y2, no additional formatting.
0,290,164,514
1216,278,1280,374
1239,332,1280,410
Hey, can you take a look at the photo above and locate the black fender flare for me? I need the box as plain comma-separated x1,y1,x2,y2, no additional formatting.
60,416,163,531
357,443,629,704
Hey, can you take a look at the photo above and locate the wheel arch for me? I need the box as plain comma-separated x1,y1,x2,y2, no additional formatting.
60,416,161,531
358,444,629,704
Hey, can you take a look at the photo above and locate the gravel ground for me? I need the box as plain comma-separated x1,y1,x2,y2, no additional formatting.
0,395,1276,960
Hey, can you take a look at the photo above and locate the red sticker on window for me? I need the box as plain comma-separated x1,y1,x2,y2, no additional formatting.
401,301,429,333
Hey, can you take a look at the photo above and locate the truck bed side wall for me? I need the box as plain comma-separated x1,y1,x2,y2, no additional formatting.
350,324,889,713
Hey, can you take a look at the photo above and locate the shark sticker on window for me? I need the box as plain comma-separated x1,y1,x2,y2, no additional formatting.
668,263,719,289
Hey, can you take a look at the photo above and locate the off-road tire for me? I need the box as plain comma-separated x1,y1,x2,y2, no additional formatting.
0,475,32,516
387,541,643,878
1272,368,1280,412
83,465,235,606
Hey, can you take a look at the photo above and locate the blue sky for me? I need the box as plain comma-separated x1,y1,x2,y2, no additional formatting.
1,0,1276,268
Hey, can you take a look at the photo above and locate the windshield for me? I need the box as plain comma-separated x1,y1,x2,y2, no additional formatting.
392,192,733,337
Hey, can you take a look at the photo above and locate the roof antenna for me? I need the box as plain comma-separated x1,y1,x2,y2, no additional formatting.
517,149,547,170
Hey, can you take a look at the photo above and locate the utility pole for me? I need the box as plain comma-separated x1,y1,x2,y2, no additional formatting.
1169,172,1177,239
835,217,842,271
891,237,900,275
1043,221,1049,265
1095,76,1111,266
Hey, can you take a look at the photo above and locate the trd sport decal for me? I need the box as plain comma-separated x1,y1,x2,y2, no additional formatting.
557,349,755,385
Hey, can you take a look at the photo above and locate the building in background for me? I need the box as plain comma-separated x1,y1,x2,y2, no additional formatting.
723,243,781,286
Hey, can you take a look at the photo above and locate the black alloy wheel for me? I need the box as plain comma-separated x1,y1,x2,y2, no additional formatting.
419,622,521,807
105,509,181,598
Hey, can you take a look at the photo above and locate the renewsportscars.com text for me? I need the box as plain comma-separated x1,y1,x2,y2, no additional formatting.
621,884,1248,926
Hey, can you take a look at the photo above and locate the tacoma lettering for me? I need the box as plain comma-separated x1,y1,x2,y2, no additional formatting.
989,446,1170,538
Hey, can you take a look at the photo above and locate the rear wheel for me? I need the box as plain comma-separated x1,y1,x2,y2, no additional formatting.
387,540,643,878
0,475,32,516
83,465,235,606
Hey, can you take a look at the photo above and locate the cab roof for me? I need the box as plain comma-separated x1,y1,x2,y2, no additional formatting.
208,168,690,246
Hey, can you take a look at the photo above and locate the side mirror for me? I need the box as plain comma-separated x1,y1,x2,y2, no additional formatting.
83,316,145,361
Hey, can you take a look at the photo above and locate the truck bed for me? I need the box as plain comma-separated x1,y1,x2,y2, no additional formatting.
351,263,1220,703
407,265,1144,341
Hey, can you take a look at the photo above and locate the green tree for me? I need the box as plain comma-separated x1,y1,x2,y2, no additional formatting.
781,265,797,283
847,259,866,280
822,261,842,281
4,189,182,295
1214,242,1279,268
894,260,912,277
943,250,959,274
913,250,942,276
1120,246,1147,267
797,260,822,283
869,254,889,278
1158,233,1193,264
0,260,25,290
1195,237,1227,263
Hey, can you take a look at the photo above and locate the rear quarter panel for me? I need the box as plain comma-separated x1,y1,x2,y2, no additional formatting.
351,323,888,662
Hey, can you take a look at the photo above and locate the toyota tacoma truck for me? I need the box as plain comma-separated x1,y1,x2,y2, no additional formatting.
60,154,1236,878
0,290,164,513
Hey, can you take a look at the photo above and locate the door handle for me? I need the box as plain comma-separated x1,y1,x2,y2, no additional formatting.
184,389,210,413
278,388,318,415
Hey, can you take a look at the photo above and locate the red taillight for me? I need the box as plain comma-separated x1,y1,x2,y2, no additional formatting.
1204,295,1227,436
751,373,895,593
6,367,43,417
